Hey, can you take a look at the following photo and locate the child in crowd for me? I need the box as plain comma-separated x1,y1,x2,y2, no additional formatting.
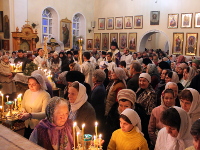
108,108,149,150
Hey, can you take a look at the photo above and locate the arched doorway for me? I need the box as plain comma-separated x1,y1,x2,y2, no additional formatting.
139,30,171,54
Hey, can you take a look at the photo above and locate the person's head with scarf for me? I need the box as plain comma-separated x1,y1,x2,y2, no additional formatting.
120,108,142,134
177,55,185,64
190,119,200,150
159,106,192,149
139,73,151,89
68,81,88,113
182,67,196,86
117,89,136,114
192,59,200,69
161,69,171,81
111,67,127,87
146,64,159,76
28,74,47,92
165,71,179,84
171,62,176,71
30,97,73,150
179,88,200,120
165,82,178,99
176,63,188,80
161,89,175,108
51,51,60,64
69,62,81,71
92,69,106,85
1,55,9,64
59,51,66,61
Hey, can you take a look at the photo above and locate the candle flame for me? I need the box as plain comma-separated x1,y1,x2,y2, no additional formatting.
95,122,98,126
77,132,80,135
0,106,2,109
82,124,85,128
99,134,102,138
73,122,77,127
14,99,17,101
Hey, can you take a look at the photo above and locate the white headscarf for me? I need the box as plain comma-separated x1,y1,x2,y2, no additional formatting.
70,82,88,112
30,74,47,90
168,106,192,150
170,71,179,83
184,88,200,122
121,108,143,135
165,82,178,98
31,69,49,83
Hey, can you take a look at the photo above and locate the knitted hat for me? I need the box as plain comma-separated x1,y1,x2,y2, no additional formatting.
158,61,171,70
178,63,188,70
53,51,58,55
142,58,152,65
139,73,151,83
66,71,85,83
93,69,106,82
121,108,142,131
117,89,136,105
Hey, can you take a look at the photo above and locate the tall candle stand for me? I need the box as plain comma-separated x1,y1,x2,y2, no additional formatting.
78,37,83,65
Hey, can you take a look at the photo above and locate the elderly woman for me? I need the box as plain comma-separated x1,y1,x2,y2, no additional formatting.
108,108,149,150
155,107,192,150
136,73,157,117
20,74,51,139
29,97,73,150
105,67,127,116
181,67,196,88
0,55,16,95
179,88,200,124
68,81,96,134
148,89,176,146
89,69,106,132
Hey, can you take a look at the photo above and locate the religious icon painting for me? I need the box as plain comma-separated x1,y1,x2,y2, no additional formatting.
172,32,184,55
3,40,9,50
106,17,114,30
181,13,193,28
119,33,127,50
124,16,133,29
128,33,137,51
86,39,93,50
150,11,160,25
168,14,179,29
101,33,109,50
98,18,105,30
94,33,101,50
115,17,123,29
185,33,198,56
194,12,200,28
134,15,143,29
110,33,118,45
60,18,72,49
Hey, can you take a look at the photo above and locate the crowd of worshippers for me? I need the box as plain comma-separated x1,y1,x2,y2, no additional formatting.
0,41,200,150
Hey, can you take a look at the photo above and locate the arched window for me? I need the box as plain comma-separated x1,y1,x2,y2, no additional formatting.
72,13,86,49
42,9,53,40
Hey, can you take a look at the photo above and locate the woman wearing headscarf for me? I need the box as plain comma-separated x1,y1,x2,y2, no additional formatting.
146,63,160,89
99,61,109,88
148,89,176,146
136,73,157,117
31,70,53,97
176,55,186,66
105,67,127,116
165,82,180,106
29,97,73,150
89,69,106,132
68,81,96,134
108,108,149,150
165,71,184,92
179,88,200,124
20,74,51,139
181,67,196,88
155,107,192,150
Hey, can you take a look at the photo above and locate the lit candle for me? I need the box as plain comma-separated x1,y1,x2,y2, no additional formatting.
6,95,9,102
99,134,102,146
0,106,2,112
14,99,17,109
73,122,77,148
95,122,98,138
82,123,85,139
94,135,96,148
77,132,80,147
